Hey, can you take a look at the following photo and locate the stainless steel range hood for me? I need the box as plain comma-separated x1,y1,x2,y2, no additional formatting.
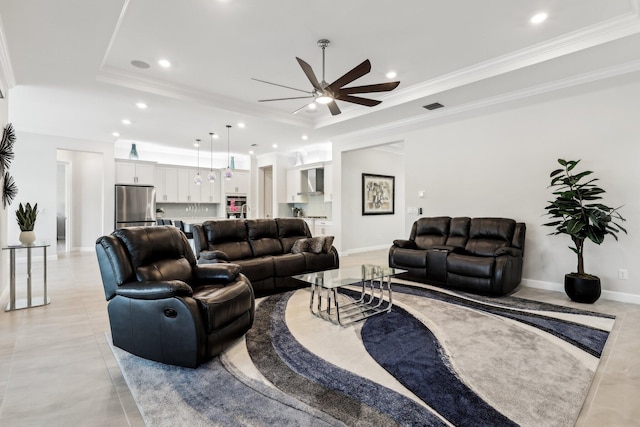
297,168,324,196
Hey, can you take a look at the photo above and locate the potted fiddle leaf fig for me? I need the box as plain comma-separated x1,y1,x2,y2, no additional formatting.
16,202,38,246
543,159,626,303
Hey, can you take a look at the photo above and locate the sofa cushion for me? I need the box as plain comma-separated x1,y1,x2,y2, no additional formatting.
413,217,450,249
391,248,428,268
276,218,311,253
246,219,283,257
446,217,470,248
447,253,495,278
202,220,253,260
273,253,307,277
233,257,275,281
465,218,515,256
136,258,193,283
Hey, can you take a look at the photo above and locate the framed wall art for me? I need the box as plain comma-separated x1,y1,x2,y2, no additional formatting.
362,173,395,215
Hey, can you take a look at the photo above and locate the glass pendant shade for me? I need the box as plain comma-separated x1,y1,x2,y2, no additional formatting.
208,132,216,182
225,125,233,180
194,139,202,185
129,143,139,160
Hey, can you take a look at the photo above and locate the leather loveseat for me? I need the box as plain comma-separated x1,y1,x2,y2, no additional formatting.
192,218,339,296
389,217,526,295
96,226,255,368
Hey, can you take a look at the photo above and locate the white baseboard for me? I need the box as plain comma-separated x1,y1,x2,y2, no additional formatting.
522,278,640,305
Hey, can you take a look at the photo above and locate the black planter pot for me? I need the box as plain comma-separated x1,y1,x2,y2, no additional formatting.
564,273,601,304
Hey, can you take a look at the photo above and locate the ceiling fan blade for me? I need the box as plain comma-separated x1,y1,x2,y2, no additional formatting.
292,101,316,115
258,96,315,102
296,57,323,91
251,78,313,94
339,81,400,94
334,94,381,107
327,59,371,92
327,100,341,116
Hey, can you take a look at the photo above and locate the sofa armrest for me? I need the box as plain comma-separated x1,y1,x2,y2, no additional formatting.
495,247,523,257
393,239,417,249
200,250,231,262
115,280,193,300
193,263,242,283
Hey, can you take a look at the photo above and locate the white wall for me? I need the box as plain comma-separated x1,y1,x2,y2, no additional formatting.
337,75,640,299
340,148,405,253
8,132,114,256
0,92,8,300
57,150,104,250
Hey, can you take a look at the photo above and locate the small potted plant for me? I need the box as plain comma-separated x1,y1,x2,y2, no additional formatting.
16,202,38,246
543,159,627,303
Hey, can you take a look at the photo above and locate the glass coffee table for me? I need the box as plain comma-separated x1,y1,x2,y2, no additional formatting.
294,265,406,326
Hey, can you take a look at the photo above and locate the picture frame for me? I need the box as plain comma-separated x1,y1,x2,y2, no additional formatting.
362,173,395,215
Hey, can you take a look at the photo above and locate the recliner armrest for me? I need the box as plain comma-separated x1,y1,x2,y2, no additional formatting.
193,263,242,283
393,239,417,249
115,280,193,300
199,250,231,262
495,247,523,257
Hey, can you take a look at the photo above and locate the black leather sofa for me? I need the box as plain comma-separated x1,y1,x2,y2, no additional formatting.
95,226,255,368
389,217,526,295
192,218,339,296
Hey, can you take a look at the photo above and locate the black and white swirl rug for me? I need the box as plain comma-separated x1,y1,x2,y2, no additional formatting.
111,280,615,426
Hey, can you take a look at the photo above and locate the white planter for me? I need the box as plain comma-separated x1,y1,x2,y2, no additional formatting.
19,231,36,246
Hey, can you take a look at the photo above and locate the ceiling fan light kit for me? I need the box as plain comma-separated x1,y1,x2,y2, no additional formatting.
254,39,400,115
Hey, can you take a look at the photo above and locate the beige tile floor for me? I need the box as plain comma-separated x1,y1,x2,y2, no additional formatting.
0,249,637,426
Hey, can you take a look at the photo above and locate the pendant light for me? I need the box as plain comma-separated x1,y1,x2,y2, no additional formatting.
207,132,216,182
224,125,233,180
193,139,202,185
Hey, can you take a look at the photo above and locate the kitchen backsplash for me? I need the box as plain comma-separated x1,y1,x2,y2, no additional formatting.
157,203,222,219
278,194,332,219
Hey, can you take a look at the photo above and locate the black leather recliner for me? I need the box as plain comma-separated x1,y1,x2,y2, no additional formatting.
389,217,526,295
95,225,255,368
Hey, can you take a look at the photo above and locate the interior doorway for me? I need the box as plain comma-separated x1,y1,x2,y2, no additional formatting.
56,161,71,253
259,166,273,218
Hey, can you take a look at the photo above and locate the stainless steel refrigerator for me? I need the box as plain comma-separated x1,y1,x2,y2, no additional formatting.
115,185,156,229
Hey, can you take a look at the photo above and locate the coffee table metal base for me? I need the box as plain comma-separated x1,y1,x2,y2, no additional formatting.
309,273,393,326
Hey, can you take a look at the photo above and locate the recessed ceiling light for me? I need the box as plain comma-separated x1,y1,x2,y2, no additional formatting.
112,132,120,137
213,134,220,139
302,135,308,140
272,144,278,148
530,12,548,24
131,60,150,69
307,103,317,110
386,71,397,79
193,141,200,147
122,119,131,125
237,122,245,128
249,150,254,155
136,102,147,109
158,59,171,68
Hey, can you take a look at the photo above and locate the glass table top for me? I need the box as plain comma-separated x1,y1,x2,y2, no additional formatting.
294,265,406,289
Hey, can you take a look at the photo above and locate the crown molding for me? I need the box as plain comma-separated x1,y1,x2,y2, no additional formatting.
316,3,640,130
333,59,640,143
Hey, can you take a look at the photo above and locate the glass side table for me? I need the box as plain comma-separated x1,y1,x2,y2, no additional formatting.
2,243,51,311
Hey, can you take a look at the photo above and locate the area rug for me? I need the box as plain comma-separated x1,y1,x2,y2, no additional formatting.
110,279,615,426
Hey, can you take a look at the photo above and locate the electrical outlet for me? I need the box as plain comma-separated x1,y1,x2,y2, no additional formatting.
618,269,628,280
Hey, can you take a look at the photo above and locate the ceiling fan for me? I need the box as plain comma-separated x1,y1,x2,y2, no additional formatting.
252,39,400,116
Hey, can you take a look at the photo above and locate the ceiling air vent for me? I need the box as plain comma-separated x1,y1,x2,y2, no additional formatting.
423,102,444,110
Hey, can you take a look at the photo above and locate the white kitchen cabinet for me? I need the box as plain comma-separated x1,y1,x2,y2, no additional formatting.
315,220,333,236
323,163,333,202
201,170,221,203
224,169,249,194
177,167,203,203
286,169,308,203
115,160,155,185
155,166,179,202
